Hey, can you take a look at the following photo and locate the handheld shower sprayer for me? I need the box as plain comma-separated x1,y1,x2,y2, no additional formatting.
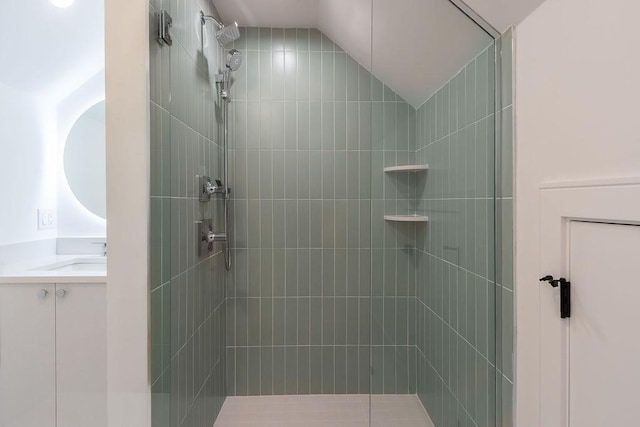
200,11,243,271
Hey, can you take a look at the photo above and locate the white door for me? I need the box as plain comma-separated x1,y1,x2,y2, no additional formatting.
567,221,640,426
55,283,107,427
0,284,56,427
539,179,640,426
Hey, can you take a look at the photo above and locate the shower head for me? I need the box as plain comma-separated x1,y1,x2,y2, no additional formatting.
215,22,240,47
226,49,243,71
200,11,240,47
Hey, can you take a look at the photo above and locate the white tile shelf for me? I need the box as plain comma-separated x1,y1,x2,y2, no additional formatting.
383,164,429,172
384,215,429,222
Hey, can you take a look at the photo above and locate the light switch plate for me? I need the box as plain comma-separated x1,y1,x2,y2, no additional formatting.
38,209,56,230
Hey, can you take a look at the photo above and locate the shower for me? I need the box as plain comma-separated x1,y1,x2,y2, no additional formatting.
200,11,240,47
220,49,243,99
201,11,242,271
150,3,505,426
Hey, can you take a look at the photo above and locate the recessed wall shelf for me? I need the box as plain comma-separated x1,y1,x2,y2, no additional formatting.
383,164,429,173
384,215,429,222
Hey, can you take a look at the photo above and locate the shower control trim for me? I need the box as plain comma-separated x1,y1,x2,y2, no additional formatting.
199,175,227,201
197,219,227,256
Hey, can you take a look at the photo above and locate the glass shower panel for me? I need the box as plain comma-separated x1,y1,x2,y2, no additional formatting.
149,1,173,422
150,1,227,426
370,0,497,425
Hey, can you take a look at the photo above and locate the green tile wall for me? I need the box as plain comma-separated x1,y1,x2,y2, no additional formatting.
414,44,497,426
225,27,421,396
149,9,512,424
370,60,418,395
150,1,228,426
225,27,375,396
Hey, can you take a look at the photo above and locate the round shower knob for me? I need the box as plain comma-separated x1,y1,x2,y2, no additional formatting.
204,181,216,195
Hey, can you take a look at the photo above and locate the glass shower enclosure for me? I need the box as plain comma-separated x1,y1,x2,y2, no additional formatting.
149,0,504,425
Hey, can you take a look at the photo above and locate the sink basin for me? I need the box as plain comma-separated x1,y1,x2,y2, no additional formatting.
33,257,107,273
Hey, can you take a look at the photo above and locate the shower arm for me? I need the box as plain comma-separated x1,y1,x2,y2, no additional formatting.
200,11,223,29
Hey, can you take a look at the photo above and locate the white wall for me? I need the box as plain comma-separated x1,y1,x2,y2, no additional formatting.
105,0,150,425
57,70,106,238
0,82,57,248
514,0,640,424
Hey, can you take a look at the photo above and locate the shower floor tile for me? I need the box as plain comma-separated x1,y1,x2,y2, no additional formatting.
213,394,434,427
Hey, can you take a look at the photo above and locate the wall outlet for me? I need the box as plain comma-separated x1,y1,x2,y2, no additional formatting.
38,209,56,230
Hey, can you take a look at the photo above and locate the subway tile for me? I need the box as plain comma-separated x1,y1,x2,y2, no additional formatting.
310,297,323,344
297,52,310,101
297,103,310,151
321,52,334,101
259,27,272,50
284,51,297,100
322,102,335,150
465,59,477,127
298,297,310,345
259,51,272,100
322,346,335,393
272,347,286,394
346,56,359,101
309,201,323,249
298,200,310,248
309,53,322,101
335,102,347,150
271,28,284,51
476,50,494,120
297,346,310,394
334,346,347,394
260,347,273,395
309,346,322,394
285,346,298,394
260,297,273,345
284,150,298,198
309,29,322,51
359,65,371,102
335,53,347,102
284,28,297,51
296,28,310,51
272,151,285,198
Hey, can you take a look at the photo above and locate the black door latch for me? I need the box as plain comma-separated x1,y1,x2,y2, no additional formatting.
540,275,571,318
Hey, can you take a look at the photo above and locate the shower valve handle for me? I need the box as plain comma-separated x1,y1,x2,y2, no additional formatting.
204,178,226,196
203,230,227,243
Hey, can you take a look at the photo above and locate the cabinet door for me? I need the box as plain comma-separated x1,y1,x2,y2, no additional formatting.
0,284,56,427
55,283,107,427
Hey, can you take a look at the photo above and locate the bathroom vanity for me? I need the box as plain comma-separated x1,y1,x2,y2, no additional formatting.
0,256,106,427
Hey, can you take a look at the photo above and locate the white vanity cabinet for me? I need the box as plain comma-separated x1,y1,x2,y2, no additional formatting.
0,282,106,427
0,283,56,427
55,283,107,427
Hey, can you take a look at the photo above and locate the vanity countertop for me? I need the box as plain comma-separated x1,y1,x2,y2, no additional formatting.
0,255,107,284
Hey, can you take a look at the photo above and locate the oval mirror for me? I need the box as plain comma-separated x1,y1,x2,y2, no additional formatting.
64,100,106,219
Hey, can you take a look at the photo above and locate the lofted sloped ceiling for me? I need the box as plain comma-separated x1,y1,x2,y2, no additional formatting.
214,0,546,108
